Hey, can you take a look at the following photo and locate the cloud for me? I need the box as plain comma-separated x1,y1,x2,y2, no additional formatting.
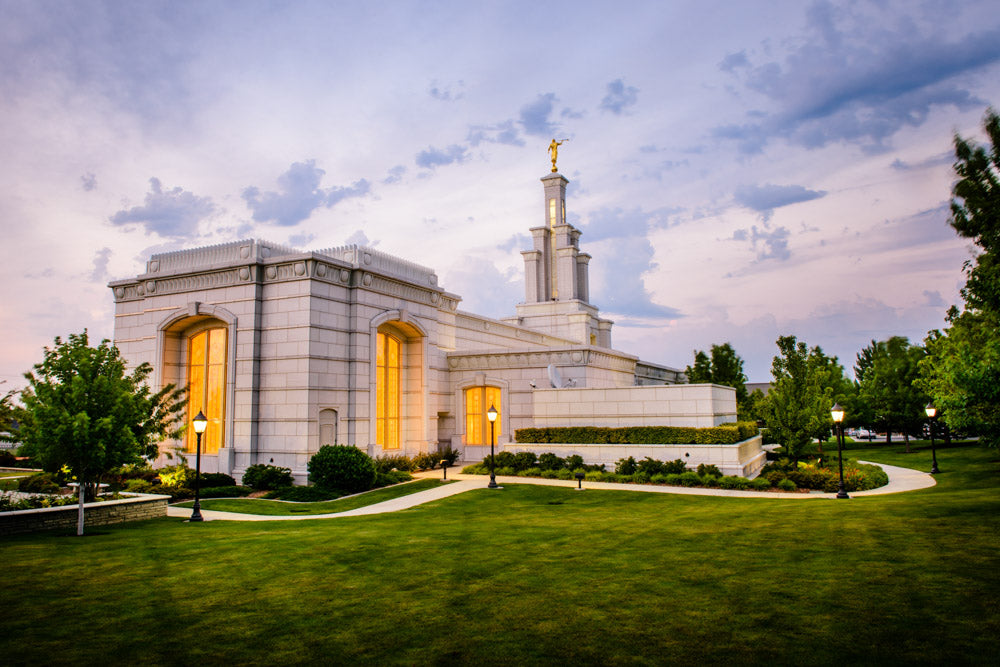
734,183,826,221
345,229,376,246
889,151,953,171
519,93,558,137
89,247,111,282
582,207,651,242
429,80,464,101
415,144,468,169
923,290,946,307
599,79,639,114
81,173,97,191
591,236,682,319
288,233,315,248
467,120,524,147
443,256,521,320
110,177,215,238
730,225,792,262
716,1,1000,153
718,51,749,73
383,165,406,184
242,160,370,226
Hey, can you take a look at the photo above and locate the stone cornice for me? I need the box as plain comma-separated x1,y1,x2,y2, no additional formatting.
446,346,637,373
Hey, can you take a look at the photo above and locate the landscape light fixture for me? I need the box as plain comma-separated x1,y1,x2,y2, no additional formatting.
830,403,849,499
440,459,450,480
190,410,208,522
487,404,499,489
925,402,940,474
575,471,585,490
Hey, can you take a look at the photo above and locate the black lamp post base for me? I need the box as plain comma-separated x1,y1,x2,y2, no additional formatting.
836,488,850,500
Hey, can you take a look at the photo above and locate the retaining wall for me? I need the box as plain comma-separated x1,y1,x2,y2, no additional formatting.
504,435,766,478
0,494,170,536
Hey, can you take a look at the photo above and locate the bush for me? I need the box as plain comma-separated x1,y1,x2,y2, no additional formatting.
513,452,538,471
556,468,575,480
519,467,542,477
160,485,195,502
538,452,564,471
198,473,236,488
663,459,687,474
158,464,195,488
439,447,461,467
242,464,294,490
697,463,722,478
265,485,340,501
514,422,759,445
678,471,702,487
124,479,155,493
412,452,439,470
584,471,605,482
719,476,750,490
702,475,721,488
0,450,17,466
18,473,60,494
636,457,664,476
308,445,376,494
374,454,414,473
777,478,797,492
199,485,253,499
374,470,413,487
615,457,637,475
564,455,584,470
751,477,773,491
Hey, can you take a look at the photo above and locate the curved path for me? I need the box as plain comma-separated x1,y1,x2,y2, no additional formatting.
165,460,935,522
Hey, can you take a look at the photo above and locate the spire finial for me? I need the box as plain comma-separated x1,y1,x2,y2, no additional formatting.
548,138,567,172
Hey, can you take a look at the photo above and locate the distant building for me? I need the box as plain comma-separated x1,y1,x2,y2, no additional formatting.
109,168,762,479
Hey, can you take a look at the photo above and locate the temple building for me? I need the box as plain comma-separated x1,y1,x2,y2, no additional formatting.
109,167,760,480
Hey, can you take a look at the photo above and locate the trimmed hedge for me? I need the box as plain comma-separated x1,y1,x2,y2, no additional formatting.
514,422,759,445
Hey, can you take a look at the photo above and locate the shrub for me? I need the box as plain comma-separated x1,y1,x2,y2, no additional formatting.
584,471,604,482
513,452,538,471
18,473,60,494
514,422,759,445
495,466,516,477
412,452,439,470
664,473,683,486
751,477,773,491
678,471,702,487
556,468,575,480
615,456,637,475
636,457,664,476
702,475,721,488
719,476,750,490
564,455,584,470
540,469,559,479
663,459,687,474
160,485,194,502
242,464,294,490
538,452,564,471
265,485,340,501
374,454,414,473
198,473,236,488
0,450,17,466
124,479,155,493
199,485,253,499
520,467,543,477
461,463,488,475
697,463,722,478
439,447,461,467
158,464,195,488
308,445,376,494
650,473,668,484
777,478,797,492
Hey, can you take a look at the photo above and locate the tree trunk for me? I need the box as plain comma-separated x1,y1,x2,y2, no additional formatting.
904,432,911,454
77,481,85,536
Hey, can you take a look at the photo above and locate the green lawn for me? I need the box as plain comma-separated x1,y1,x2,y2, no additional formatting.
173,478,451,515
1,444,997,665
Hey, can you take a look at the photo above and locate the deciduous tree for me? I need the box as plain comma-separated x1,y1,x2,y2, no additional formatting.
18,331,185,535
685,343,748,403
855,337,927,451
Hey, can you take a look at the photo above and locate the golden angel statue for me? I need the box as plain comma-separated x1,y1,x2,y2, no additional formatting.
548,139,567,172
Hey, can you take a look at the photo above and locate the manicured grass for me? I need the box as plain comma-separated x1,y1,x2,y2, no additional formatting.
173,478,450,515
1,445,998,664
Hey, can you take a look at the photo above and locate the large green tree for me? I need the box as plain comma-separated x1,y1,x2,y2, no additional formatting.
685,342,748,403
762,336,851,464
855,337,927,450
918,109,1000,447
18,331,185,535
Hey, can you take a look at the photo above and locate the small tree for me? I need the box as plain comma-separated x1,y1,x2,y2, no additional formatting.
685,342,748,403
855,337,927,451
18,332,185,535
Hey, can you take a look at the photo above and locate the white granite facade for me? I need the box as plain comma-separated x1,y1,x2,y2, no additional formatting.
108,171,749,482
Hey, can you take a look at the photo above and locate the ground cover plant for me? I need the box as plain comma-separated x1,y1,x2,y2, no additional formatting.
1,443,997,664
172,478,448,515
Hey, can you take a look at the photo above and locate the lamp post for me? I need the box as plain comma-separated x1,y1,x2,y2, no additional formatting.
487,404,499,489
830,403,849,499
925,402,940,474
190,410,208,522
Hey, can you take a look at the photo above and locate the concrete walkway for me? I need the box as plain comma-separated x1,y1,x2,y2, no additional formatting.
164,460,935,522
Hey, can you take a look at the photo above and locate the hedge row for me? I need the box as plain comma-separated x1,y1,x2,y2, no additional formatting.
514,422,759,445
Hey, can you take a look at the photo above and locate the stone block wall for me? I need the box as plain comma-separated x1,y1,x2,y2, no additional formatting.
0,495,169,536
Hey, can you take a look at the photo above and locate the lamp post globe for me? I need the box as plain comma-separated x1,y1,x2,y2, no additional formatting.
925,402,940,474
830,403,849,499
190,410,208,522
487,404,499,489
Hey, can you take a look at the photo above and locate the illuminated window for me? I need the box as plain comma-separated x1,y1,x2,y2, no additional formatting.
376,332,400,449
549,198,556,226
187,327,226,454
465,386,501,445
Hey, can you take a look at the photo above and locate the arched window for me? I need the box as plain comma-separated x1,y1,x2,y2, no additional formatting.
187,327,227,454
376,331,400,449
465,387,501,445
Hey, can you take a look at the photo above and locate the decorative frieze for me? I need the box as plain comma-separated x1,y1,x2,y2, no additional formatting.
446,347,636,373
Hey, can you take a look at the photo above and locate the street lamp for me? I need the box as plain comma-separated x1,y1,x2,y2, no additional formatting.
189,410,208,522
925,402,941,474
830,403,849,499
487,404,499,489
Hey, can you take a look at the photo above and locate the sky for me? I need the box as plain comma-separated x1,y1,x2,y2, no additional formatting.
2,0,999,388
